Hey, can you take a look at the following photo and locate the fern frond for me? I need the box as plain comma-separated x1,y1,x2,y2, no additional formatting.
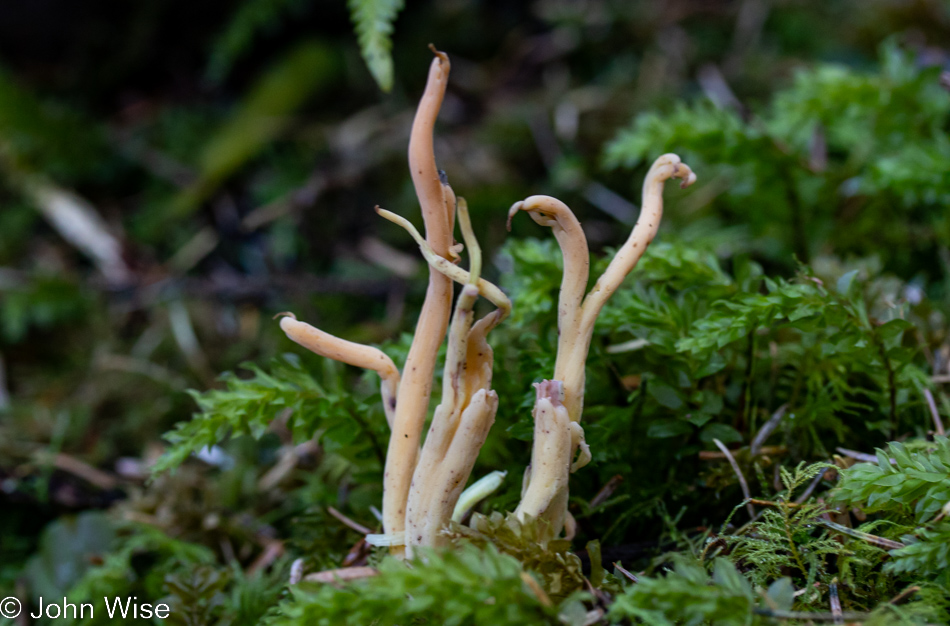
834,436,950,523
887,522,950,577
266,544,558,625
608,554,792,626
206,0,309,83
348,0,405,92
153,354,388,474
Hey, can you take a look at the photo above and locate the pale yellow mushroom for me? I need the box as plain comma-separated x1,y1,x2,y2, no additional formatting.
452,470,507,523
514,380,572,536
278,314,400,427
511,153,696,539
376,207,511,317
382,48,456,555
404,200,506,555
580,154,696,326
507,196,589,425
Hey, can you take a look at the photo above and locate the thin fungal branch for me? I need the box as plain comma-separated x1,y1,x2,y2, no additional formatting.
506,196,589,421
276,50,697,558
402,199,510,555
278,313,400,427
382,47,456,555
510,153,695,539
376,207,511,316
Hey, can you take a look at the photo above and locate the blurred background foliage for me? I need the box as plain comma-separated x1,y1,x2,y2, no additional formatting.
1,0,950,623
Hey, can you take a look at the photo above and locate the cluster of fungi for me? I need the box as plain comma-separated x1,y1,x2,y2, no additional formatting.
278,48,695,559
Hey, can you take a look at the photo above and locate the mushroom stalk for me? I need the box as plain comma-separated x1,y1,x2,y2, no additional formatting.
513,380,572,535
381,48,455,554
276,49,697,554
395,200,510,556
506,196,589,425
278,314,400,427
510,153,695,539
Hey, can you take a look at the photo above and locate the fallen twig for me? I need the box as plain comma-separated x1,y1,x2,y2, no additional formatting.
519,571,553,607
829,579,843,625
247,540,285,575
34,451,119,491
303,566,378,584
23,178,133,286
713,438,755,519
289,558,305,584
922,388,946,435
327,506,374,536
613,561,639,583
888,585,920,605
589,474,624,509
794,470,827,504
750,404,787,456
699,445,785,460
818,519,905,550
836,448,895,465
753,608,868,622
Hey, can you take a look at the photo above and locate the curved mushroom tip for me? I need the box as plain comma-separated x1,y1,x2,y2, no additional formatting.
375,205,397,222
506,201,524,232
276,313,299,334
680,170,697,189
534,379,565,403
427,44,448,64
668,158,697,189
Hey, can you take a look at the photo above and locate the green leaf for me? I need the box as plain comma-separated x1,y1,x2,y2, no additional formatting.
608,554,762,625
766,578,795,612
205,0,310,83
648,420,693,439
836,269,860,296
647,380,684,409
153,355,387,474
877,318,913,341
834,436,950,523
700,423,743,444
269,544,557,625
170,40,337,219
24,512,116,599
348,0,405,92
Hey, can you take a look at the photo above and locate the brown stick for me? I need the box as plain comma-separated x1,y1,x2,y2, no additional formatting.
589,474,624,509
304,566,378,584
35,451,119,490
750,404,787,456
713,438,755,520
699,445,786,460
327,506,374,536
923,388,946,435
